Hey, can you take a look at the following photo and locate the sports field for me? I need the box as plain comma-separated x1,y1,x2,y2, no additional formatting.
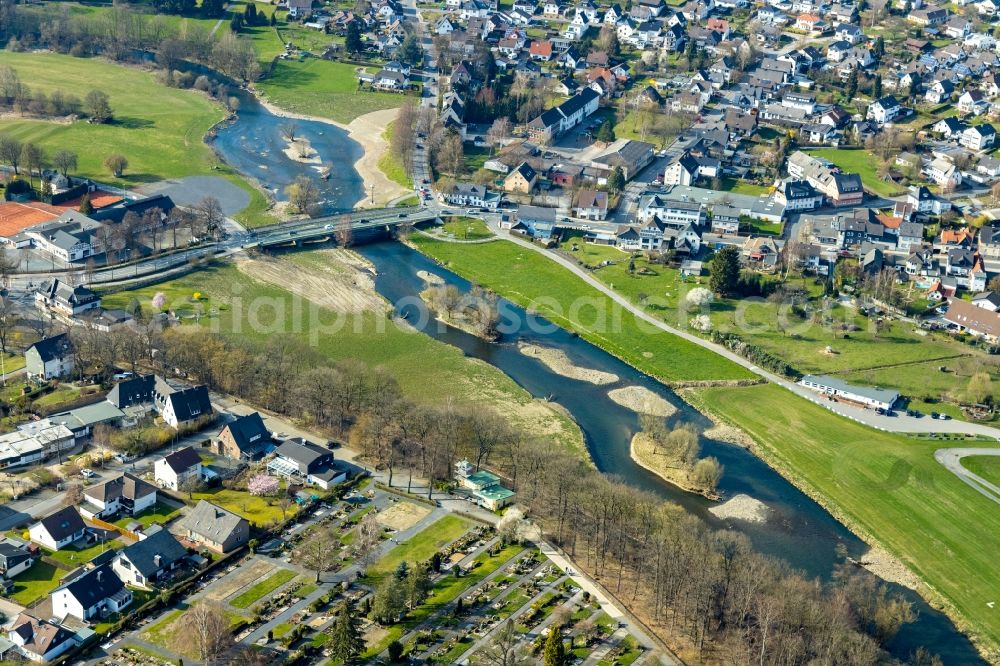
693,383,1000,657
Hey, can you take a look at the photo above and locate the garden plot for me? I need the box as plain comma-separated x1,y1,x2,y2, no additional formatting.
375,500,431,531
201,559,276,602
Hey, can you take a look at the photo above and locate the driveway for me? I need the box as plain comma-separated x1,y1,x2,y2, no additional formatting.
934,448,1000,505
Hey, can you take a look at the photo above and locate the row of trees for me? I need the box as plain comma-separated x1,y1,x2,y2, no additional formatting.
97,327,932,663
0,66,113,122
3,4,258,83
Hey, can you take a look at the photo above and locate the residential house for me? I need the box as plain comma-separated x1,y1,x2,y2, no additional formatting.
909,7,949,25
33,280,100,318
933,117,967,138
217,412,271,461
111,526,188,588
441,183,503,210
574,190,609,220
79,473,157,521
6,614,79,664
959,89,989,115
28,506,86,551
711,205,741,234
867,95,905,124
267,438,345,489
945,295,1000,338
897,222,924,252
178,500,250,553
507,205,558,238
972,291,1000,311
923,156,962,187
925,79,955,104
504,162,539,193
287,0,313,17
51,565,131,622
980,224,1000,258
0,540,33,581
153,377,213,429
24,211,103,263
107,375,156,411
154,446,204,491
960,123,997,150
907,185,952,215
663,154,699,186
775,179,824,211
946,248,987,290
24,333,74,381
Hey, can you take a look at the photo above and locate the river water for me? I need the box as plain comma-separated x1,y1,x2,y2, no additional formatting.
210,94,984,663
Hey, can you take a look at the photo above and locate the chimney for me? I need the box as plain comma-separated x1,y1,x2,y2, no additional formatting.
153,554,162,567
96,570,103,583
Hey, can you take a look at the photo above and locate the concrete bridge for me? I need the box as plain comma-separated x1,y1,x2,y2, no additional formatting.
246,207,442,249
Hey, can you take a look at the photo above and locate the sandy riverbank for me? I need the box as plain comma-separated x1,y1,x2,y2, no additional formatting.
518,343,619,385
856,546,921,591
708,494,769,523
608,386,676,417
255,97,410,208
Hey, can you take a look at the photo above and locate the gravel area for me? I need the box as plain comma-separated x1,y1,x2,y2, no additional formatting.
518,343,619,385
708,494,770,523
607,386,676,416
137,175,251,216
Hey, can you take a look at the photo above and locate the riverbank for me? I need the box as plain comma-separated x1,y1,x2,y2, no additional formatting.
254,95,410,208
687,384,1000,661
630,432,718,500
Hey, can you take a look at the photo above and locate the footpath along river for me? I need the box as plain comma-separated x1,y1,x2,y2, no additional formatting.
358,240,984,664
207,90,984,660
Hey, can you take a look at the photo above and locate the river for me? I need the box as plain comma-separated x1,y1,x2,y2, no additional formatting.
210,94,984,663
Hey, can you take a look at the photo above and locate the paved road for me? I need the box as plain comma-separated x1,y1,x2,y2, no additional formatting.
489,226,1000,440
934,448,1000,505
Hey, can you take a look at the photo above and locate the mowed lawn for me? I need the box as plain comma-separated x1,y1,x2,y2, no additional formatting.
256,59,409,124
694,383,1000,654
808,148,904,198
410,236,755,383
0,52,226,186
960,455,1000,487
7,560,63,606
190,487,299,526
368,514,472,580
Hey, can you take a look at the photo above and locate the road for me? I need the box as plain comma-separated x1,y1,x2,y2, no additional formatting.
934,448,1000,506
488,225,1000,439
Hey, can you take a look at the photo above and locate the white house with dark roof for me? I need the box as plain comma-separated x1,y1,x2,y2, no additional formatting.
33,279,101,318
0,539,33,580
153,377,213,429
111,526,188,588
29,506,86,551
79,473,157,520
154,446,204,491
24,333,74,381
51,564,131,622
574,190,609,220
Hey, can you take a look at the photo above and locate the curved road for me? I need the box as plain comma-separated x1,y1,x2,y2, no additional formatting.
485,225,1000,440
934,448,1000,506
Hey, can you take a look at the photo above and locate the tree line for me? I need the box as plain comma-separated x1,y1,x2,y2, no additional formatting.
142,327,935,664
2,2,258,83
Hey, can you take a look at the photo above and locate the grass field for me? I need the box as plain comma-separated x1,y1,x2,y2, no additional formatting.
693,383,1000,656
719,178,770,196
99,259,584,450
256,59,410,124
369,514,472,580
409,237,755,383
808,148,905,198
46,539,122,567
378,124,413,189
113,501,183,529
439,217,493,240
190,487,298,526
230,568,297,608
6,560,63,606
0,52,226,186
960,455,1000,487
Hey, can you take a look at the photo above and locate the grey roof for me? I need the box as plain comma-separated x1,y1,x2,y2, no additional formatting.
116,526,187,577
37,506,85,542
155,377,212,423
179,500,247,543
50,401,124,432
83,472,156,504
275,438,330,468
516,205,557,222
36,279,99,308
0,542,30,570
801,374,899,404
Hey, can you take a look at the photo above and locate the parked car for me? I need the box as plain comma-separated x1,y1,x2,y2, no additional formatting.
81,468,96,479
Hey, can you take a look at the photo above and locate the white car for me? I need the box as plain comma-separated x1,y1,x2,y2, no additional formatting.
81,469,96,479
323,223,334,230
